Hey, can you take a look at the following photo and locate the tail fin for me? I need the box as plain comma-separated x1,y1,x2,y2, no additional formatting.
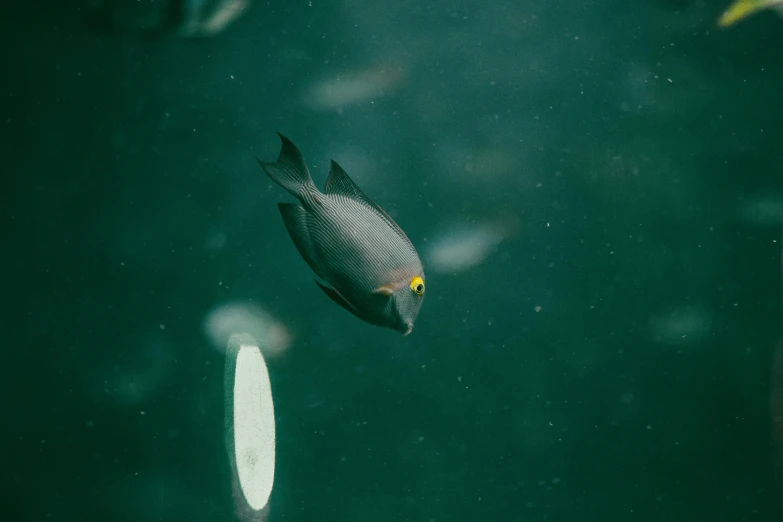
257,133,317,199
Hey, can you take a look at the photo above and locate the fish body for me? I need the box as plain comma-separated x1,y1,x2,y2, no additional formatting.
258,134,425,335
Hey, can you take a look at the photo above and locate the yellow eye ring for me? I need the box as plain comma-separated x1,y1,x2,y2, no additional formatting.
410,276,425,296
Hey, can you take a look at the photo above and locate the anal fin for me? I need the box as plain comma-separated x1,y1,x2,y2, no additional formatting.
314,279,361,318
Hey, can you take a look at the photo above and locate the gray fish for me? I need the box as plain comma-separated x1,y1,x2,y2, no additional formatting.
257,133,425,335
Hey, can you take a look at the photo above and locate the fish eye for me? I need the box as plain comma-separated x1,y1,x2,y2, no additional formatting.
410,276,425,296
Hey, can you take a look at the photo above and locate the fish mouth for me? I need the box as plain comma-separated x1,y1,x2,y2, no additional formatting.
399,321,413,336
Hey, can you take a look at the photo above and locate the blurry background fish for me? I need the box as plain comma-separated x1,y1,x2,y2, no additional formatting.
719,0,783,27
205,301,292,359
303,63,407,112
424,217,519,274
83,0,250,37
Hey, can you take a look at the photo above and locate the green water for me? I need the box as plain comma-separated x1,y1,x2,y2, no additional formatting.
5,1,783,520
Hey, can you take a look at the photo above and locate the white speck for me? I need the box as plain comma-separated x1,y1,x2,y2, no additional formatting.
534,306,542,312
140,411,146,416
230,75,235,80
457,376,462,382
667,78,672,83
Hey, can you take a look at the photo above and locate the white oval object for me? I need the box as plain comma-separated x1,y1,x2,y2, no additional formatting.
224,334,276,513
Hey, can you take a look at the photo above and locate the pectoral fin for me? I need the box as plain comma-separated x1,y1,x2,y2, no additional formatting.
374,285,395,296
373,280,406,296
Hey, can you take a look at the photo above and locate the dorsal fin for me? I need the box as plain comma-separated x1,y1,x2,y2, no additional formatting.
324,160,414,248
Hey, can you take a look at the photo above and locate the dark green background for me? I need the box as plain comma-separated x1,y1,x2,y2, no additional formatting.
5,0,783,520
